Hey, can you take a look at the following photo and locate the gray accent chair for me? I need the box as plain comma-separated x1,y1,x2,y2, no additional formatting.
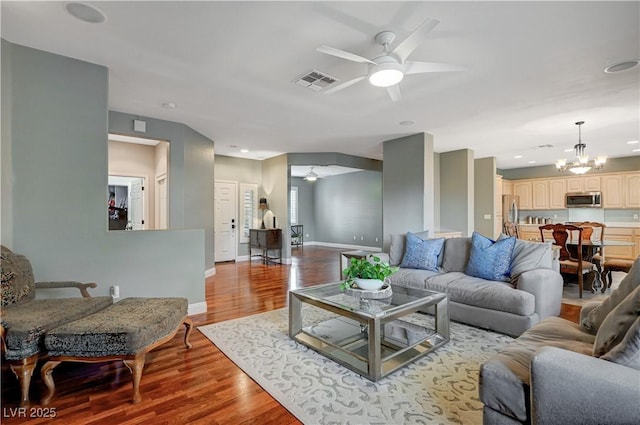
0,245,113,406
479,257,640,424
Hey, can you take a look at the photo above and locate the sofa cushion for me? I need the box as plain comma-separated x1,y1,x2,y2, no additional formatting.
423,272,535,316
0,246,36,307
441,237,472,273
388,230,429,266
386,268,440,288
399,234,444,271
508,238,553,283
1,297,113,360
593,285,640,357
582,257,640,334
479,317,595,422
45,297,188,357
601,316,640,370
466,232,516,282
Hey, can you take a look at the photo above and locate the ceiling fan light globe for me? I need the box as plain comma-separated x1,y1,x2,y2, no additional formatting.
368,63,404,87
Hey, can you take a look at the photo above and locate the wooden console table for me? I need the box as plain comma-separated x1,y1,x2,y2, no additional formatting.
249,229,282,264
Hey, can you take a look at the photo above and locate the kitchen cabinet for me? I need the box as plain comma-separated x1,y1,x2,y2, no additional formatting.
624,173,640,208
602,175,624,208
566,177,583,193
604,227,635,260
532,180,549,210
549,179,566,209
495,176,503,238
514,181,532,209
584,176,601,192
502,179,513,196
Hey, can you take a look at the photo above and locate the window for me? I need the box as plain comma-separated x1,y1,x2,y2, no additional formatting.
290,186,298,224
239,183,258,243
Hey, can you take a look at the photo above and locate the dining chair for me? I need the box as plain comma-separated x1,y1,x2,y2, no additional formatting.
503,222,520,238
574,221,606,283
539,223,595,298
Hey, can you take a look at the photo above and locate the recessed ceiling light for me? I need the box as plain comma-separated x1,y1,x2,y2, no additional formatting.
162,102,177,109
65,2,106,23
240,149,249,153
399,120,415,126
604,60,640,73
632,148,640,152
528,160,536,164
563,148,574,153
513,155,523,159
626,140,639,144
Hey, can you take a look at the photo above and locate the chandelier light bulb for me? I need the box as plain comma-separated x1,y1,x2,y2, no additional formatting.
556,121,605,175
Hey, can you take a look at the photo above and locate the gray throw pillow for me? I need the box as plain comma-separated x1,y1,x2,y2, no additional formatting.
442,237,472,273
602,316,640,370
502,237,553,283
388,230,429,266
593,285,640,357
582,257,640,334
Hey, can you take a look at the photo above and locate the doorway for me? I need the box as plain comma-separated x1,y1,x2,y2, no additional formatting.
215,180,237,262
108,175,145,230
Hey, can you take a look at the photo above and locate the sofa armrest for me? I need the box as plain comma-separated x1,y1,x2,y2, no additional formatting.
516,269,563,319
530,346,640,425
374,252,390,264
35,281,97,298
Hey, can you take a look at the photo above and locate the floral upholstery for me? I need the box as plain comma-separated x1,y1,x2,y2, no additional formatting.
1,245,36,307
45,298,188,357
2,297,113,360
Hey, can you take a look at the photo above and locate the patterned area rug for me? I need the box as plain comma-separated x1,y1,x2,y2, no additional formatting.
198,308,513,425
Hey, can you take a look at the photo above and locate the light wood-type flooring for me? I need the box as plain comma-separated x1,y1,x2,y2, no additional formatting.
1,246,580,424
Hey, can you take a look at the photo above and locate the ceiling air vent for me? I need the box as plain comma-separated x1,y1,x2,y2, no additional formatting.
294,70,338,91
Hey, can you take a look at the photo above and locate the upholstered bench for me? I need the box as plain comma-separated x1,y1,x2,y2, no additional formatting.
40,297,193,404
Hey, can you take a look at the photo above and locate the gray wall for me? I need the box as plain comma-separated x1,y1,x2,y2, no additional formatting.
474,157,497,238
1,39,13,247
313,171,382,247
440,149,474,236
382,133,435,249
214,155,263,256
109,111,215,268
291,177,316,242
2,41,205,304
499,156,640,180
263,155,291,260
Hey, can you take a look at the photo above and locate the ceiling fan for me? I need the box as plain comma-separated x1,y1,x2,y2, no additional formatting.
317,17,465,101
304,167,320,181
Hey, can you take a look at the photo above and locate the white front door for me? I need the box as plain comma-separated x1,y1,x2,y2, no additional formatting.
215,180,237,262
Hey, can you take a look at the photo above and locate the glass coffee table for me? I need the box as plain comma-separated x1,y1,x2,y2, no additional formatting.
289,283,449,381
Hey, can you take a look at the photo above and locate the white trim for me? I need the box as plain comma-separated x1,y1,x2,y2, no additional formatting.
205,267,216,277
280,257,293,265
307,241,382,251
236,255,251,262
188,302,207,316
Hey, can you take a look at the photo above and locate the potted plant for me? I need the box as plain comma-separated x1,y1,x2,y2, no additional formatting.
341,255,398,291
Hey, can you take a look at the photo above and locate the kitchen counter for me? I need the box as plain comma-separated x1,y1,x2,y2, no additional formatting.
518,222,640,228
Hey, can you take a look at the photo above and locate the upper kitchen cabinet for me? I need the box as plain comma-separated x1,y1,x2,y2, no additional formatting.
566,176,601,193
549,179,567,209
514,181,532,209
532,180,549,209
602,174,624,208
502,179,513,196
624,173,640,208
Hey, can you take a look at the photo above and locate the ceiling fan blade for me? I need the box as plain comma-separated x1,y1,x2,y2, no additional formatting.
392,17,440,61
323,76,367,94
386,84,402,102
317,45,375,64
404,61,466,75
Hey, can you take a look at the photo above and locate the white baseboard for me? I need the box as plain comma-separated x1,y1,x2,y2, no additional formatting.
188,301,207,316
205,267,216,277
236,255,250,262
309,241,382,252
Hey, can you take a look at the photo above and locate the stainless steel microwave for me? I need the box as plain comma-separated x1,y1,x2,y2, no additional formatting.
565,192,602,208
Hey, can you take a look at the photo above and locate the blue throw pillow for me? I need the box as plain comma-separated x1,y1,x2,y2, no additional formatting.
400,233,445,271
466,232,516,282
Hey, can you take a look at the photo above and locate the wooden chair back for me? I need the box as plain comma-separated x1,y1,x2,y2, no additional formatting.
503,222,520,238
539,223,583,261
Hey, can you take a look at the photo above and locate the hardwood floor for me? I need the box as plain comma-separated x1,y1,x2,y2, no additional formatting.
1,246,579,424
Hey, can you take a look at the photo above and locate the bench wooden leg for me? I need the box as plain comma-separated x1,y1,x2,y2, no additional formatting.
123,353,146,404
184,317,193,349
41,360,62,406
9,355,39,407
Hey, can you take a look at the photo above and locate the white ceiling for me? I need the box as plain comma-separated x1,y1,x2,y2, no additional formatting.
2,1,639,169
290,165,364,178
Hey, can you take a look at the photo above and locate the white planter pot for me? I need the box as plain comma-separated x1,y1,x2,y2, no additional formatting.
354,278,385,291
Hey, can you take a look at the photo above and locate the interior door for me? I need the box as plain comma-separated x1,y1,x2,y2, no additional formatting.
130,179,144,230
215,181,237,262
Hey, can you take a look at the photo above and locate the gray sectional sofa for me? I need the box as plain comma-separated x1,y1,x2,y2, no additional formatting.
480,257,640,425
381,233,563,337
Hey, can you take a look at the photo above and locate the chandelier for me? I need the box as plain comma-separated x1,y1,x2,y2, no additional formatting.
555,121,607,175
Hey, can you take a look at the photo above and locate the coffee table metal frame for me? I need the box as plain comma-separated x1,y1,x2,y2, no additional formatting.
289,282,449,381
